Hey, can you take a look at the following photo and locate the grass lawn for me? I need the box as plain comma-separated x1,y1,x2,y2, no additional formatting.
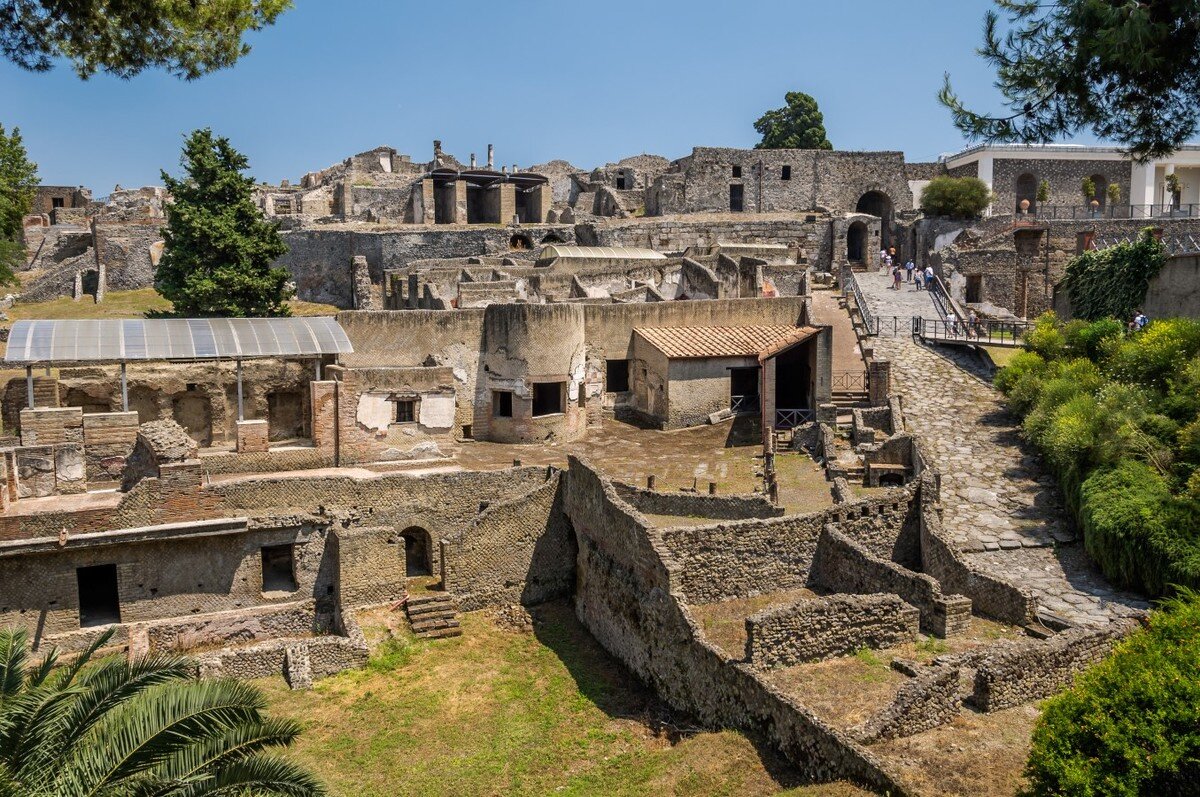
260,602,872,797
979,345,1021,369
2,287,339,327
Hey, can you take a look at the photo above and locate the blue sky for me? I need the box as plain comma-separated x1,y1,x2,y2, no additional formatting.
1,0,1101,190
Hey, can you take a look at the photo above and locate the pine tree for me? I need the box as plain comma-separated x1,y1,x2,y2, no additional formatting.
753,92,833,150
156,129,291,317
0,124,38,287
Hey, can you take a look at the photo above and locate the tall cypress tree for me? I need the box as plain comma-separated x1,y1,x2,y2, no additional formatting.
156,128,291,317
0,123,38,287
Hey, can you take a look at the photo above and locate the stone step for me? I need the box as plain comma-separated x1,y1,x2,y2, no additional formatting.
417,626,463,640
407,593,453,607
412,617,461,633
408,606,457,621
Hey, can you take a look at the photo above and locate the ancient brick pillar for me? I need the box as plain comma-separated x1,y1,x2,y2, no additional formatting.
868,360,891,407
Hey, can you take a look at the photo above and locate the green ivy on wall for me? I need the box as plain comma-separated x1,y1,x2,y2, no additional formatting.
1062,227,1167,321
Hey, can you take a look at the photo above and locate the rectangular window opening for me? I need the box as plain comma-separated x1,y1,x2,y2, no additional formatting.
52,197,65,208
77,564,121,628
532,382,564,417
493,390,513,418
394,399,416,423
261,544,297,592
731,165,742,178
606,359,630,393
781,165,792,180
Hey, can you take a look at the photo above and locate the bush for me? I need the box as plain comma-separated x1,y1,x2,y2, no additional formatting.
1078,460,1198,594
1060,228,1166,321
919,176,993,218
1105,318,1200,388
1063,317,1123,361
1025,312,1068,360
1022,592,1200,797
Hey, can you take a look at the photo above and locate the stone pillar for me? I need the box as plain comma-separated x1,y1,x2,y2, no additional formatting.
407,273,419,309
868,360,892,407
95,263,106,303
421,178,436,224
351,255,376,310
499,184,516,224
235,419,269,453
310,381,338,454
453,181,468,224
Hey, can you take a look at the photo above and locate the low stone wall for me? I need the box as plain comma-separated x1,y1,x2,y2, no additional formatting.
141,600,322,654
746,594,919,668
196,633,367,687
853,665,963,743
613,481,784,521
972,623,1132,711
565,457,915,795
441,470,575,611
915,473,1038,627
812,525,971,637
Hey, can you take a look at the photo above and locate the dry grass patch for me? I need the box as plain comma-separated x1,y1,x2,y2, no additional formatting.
261,601,871,796
764,648,907,731
689,588,820,659
868,705,1038,797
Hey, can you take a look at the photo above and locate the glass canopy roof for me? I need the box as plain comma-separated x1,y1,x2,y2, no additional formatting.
4,317,353,364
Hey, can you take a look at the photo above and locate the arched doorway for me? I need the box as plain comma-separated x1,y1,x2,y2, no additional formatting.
1015,173,1038,213
400,527,432,577
1089,174,1108,208
855,191,894,251
846,220,867,264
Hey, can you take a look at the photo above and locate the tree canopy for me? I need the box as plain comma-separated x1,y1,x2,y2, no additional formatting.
940,0,1200,159
0,626,325,796
919,176,994,218
156,128,291,317
0,0,291,80
0,123,37,287
754,91,832,150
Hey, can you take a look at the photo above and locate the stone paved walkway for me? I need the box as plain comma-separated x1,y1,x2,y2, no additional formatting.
851,270,1147,626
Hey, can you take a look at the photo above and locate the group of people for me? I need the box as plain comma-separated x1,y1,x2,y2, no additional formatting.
879,248,934,291
1128,310,1149,332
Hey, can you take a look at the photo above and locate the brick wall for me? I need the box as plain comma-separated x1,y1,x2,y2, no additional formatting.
746,594,919,668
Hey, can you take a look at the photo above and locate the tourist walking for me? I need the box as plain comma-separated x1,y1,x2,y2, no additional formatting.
923,265,935,292
892,263,902,290
914,268,924,291
879,249,888,272
905,259,915,283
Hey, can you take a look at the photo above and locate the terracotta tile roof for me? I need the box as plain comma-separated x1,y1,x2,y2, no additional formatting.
634,325,818,359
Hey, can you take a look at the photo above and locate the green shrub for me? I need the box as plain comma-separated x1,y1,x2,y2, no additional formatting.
996,351,1050,414
1063,317,1123,362
1105,318,1200,389
1022,592,1200,797
1026,312,1068,360
919,176,993,218
1078,460,1197,594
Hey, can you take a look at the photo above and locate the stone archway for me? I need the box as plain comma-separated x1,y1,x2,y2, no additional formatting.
400,526,432,577
1015,173,1038,213
856,191,894,251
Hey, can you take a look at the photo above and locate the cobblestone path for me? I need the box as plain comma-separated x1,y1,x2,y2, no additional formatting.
851,270,1147,625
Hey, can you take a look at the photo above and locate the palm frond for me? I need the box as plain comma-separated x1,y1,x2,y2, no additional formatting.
177,753,326,797
52,628,118,690
0,629,29,699
60,679,268,797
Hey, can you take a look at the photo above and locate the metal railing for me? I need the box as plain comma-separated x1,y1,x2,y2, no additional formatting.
1028,203,1200,220
730,394,759,414
912,317,1033,347
843,270,877,336
832,371,868,392
775,408,815,429
1093,232,1200,256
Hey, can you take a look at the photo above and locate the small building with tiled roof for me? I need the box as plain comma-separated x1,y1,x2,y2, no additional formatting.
629,323,831,430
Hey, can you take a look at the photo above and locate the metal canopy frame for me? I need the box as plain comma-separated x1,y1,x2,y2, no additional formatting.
6,317,353,419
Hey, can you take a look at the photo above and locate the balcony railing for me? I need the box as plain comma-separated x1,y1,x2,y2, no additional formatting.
730,394,759,414
912,317,1033,348
775,408,815,429
832,371,868,391
1026,203,1200,220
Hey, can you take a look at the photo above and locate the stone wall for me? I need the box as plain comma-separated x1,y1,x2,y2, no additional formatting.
853,665,963,743
991,157,1131,214
440,470,575,611
613,481,783,521
745,594,919,668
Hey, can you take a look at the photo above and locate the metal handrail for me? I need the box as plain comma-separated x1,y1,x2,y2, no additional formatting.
913,317,1033,347
844,270,877,336
775,408,815,429
1027,203,1199,220
832,371,868,391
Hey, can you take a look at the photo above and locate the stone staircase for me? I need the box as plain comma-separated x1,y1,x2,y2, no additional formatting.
405,593,462,640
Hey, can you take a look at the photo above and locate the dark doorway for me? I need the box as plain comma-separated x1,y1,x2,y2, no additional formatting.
261,544,297,592
729,184,745,212
532,382,564,416
606,359,630,393
493,390,513,418
172,391,212,446
77,564,121,627
509,232,533,250
730,366,760,413
434,180,456,224
773,343,813,414
856,191,894,251
401,527,432,577
965,275,983,304
847,221,868,263
81,269,100,299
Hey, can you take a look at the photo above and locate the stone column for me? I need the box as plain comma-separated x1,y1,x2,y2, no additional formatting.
868,360,891,407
